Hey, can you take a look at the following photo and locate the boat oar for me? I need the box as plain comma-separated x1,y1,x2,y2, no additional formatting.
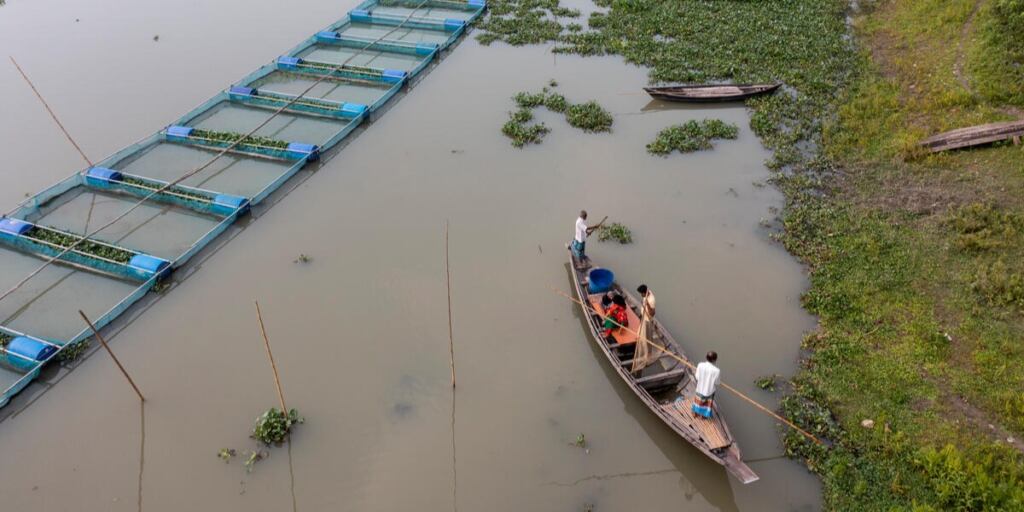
550,286,825,446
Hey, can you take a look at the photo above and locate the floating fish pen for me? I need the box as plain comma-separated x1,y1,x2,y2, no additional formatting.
0,1,484,408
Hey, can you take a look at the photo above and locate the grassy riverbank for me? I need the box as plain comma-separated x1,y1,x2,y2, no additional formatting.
478,0,1024,509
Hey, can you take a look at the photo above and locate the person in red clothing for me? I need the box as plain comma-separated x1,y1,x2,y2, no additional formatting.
602,295,629,340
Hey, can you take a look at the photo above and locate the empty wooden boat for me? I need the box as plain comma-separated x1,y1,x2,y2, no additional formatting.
919,119,1024,153
568,250,758,484
644,83,781,103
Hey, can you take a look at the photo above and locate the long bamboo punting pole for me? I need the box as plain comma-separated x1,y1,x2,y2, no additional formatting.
255,301,288,414
550,286,824,446
79,310,145,402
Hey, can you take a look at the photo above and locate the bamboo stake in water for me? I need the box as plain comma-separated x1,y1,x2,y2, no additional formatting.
445,221,456,388
255,301,288,413
79,310,145,402
549,286,824,446
10,57,94,167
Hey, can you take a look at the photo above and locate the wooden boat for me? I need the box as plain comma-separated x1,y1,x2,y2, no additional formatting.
568,250,759,484
644,83,781,103
918,119,1024,153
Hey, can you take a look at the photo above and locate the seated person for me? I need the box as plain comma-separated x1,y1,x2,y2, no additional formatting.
601,295,629,340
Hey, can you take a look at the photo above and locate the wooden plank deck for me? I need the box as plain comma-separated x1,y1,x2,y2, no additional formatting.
919,119,1024,153
663,398,731,450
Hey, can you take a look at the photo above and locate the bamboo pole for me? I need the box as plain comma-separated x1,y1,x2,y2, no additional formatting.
10,57,93,166
255,301,288,414
550,286,825,446
78,311,145,402
445,221,456,388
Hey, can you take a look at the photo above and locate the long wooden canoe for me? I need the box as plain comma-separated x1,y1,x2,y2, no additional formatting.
568,250,759,484
644,83,781,103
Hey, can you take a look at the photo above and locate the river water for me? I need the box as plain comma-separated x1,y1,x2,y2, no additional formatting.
0,0,821,510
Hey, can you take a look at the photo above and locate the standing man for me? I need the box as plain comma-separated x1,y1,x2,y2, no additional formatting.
632,284,658,373
692,351,721,418
571,210,603,267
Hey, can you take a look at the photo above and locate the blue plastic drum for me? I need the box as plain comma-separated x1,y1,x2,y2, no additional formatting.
588,268,614,294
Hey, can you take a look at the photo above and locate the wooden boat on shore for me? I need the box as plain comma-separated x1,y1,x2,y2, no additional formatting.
918,119,1024,153
568,250,759,484
644,83,781,103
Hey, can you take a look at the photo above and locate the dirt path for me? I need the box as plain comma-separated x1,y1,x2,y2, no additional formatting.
953,0,984,94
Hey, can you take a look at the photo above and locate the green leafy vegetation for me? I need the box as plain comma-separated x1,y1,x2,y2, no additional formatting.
25,226,134,264
217,448,236,463
646,119,739,156
119,176,212,203
565,101,613,133
475,0,579,46
502,88,612,147
58,339,90,363
754,374,778,391
597,222,632,244
189,129,290,150
252,407,303,445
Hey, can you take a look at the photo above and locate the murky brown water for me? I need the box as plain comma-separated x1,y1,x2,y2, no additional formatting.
0,0,821,510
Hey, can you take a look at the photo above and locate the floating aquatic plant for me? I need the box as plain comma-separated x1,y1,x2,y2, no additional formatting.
293,254,312,264
244,449,268,473
503,88,612,147
24,226,134,264
217,448,236,463
252,407,303,445
574,433,587,448
475,0,579,46
58,338,90,363
119,176,212,203
189,129,290,151
755,374,779,391
646,119,739,156
565,101,613,133
597,222,632,244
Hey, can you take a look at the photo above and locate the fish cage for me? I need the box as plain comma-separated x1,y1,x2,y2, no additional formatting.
0,0,484,410
97,133,308,206
173,92,359,153
6,172,238,272
353,0,486,23
237,64,402,115
321,15,463,50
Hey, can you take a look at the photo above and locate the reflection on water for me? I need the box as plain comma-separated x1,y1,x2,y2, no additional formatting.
0,0,821,510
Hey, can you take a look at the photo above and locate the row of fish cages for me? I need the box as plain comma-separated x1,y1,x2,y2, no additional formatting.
0,0,486,408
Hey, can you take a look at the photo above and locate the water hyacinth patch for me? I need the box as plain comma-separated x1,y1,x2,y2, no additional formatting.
565,101,613,133
646,119,739,156
476,0,580,46
119,176,213,203
58,338,90,363
503,87,613,147
24,226,134,264
252,407,303,445
597,222,632,244
189,129,290,151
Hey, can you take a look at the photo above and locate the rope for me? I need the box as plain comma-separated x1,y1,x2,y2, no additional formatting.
9,57,94,167
550,286,825,446
0,3,434,308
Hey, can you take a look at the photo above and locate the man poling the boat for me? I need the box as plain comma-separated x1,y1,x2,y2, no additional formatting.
632,284,658,374
571,210,606,269
693,351,720,419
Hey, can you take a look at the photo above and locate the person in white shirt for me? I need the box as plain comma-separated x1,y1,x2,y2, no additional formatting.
571,210,600,265
694,351,721,402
